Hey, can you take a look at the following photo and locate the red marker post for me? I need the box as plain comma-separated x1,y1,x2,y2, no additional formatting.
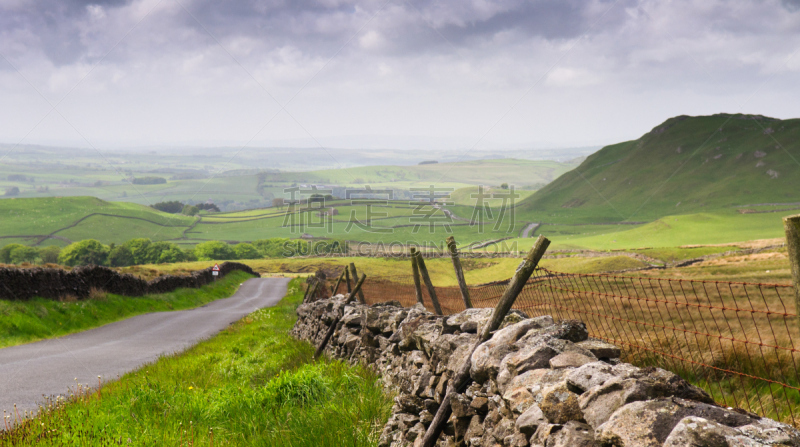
212,263,220,281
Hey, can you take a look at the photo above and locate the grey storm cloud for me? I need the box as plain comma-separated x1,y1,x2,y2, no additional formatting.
2,0,800,149
2,0,637,65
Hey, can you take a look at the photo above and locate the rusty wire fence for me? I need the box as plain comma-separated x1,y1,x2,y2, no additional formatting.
333,268,800,427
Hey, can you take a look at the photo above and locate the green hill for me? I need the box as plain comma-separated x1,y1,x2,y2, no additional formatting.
0,197,196,247
516,114,800,224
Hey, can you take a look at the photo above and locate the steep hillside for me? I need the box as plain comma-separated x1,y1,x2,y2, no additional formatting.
517,114,800,223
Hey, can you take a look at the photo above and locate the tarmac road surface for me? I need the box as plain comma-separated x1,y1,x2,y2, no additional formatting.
0,277,290,418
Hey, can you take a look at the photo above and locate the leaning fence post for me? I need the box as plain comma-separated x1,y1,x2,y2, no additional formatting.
415,250,443,315
314,317,340,359
303,279,319,304
420,235,551,447
446,236,472,309
347,273,367,304
410,247,425,305
783,214,800,322
349,263,366,304
331,268,346,295
302,277,315,302
345,267,352,293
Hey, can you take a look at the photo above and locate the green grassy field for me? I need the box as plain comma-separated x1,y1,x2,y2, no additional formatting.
0,271,254,349
0,197,196,247
0,278,392,446
508,211,786,251
259,158,576,189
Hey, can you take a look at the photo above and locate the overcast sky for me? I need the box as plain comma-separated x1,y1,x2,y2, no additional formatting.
1,0,800,152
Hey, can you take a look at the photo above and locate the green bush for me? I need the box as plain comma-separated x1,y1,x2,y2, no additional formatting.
194,241,236,261
9,246,39,264
147,241,187,263
38,246,61,264
151,201,184,213
108,245,135,267
0,243,26,263
233,243,260,260
181,204,199,216
122,238,153,265
253,238,289,258
58,240,110,266
183,248,198,262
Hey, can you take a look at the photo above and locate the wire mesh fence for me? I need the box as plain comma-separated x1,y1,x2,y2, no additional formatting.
332,267,800,427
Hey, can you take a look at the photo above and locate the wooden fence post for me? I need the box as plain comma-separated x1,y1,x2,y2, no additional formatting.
302,277,315,302
315,273,368,359
410,247,425,305
783,214,800,324
345,268,352,293
303,280,319,304
347,274,367,304
446,236,472,309
349,263,366,304
314,317,340,359
420,235,551,447
415,250,443,315
331,268,346,295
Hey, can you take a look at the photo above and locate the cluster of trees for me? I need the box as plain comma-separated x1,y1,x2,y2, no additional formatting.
0,244,61,265
152,201,220,215
1,238,346,267
132,176,167,185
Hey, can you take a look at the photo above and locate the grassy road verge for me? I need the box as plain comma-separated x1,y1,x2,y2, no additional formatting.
0,270,254,349
0,278,392,446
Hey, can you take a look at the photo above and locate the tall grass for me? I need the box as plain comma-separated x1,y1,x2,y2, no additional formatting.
0,271,255,349
0,278,392,446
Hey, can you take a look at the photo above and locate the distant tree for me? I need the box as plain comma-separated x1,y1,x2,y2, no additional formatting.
121,238,152,265
38,245,61,264
152,201,184,214
233,243,260,260
253,238,288,258
196,203,220,212
193,241,236,261
308,194,326,204
5,186,19,196
272,198,285,208
182,204,200,216
9,246,39,264
132,176,167,185
500,183,509,190
147,242,187,263
0,244,26,263
183,248,198,262
108,245,135,267
58,240,110,266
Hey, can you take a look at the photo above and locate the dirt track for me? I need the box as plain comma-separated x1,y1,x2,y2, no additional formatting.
0,277,289,418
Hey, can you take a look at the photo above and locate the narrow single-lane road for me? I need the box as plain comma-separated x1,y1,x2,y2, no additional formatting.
0,277,290,417
520,222,540,238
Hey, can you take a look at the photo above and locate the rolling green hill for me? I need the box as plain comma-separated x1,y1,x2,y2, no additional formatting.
0,197,196,247
516,114,800,224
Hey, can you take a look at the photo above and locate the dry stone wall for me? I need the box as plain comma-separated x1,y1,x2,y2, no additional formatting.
0,261,258,301
292,296,800,447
